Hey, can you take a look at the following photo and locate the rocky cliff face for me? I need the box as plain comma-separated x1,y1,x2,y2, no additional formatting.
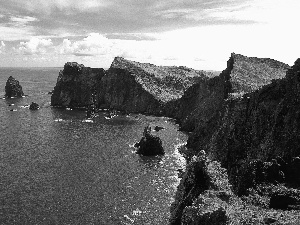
169,54,300,224
96,57,210,114
96,67,163,114
5,76,24,98
205,58,300,194
51,58,211,113
167,53,290,142
169,153,232,225
51,62,105,108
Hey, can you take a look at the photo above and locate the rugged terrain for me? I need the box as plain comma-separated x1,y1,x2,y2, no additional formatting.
168,55,300,224
51,54,300,224
5,76,24,98
51,57,212,114
51,62,105,108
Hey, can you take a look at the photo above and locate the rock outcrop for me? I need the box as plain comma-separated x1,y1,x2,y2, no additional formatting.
51,62,105,108
135,126,165,156
5,76,24,98
29,102,39,110
169,153,232,225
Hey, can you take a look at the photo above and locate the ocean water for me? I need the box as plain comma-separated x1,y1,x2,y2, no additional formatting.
0,68,187,225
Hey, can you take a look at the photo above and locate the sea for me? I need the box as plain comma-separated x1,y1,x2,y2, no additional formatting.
0,68,187,225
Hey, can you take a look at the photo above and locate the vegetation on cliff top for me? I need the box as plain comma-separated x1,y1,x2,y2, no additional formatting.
110,56,214,102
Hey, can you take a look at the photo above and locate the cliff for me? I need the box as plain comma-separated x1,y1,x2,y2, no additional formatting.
206,58,300,194
169,55,300,224
51,58,211,113
166,53,290,137
51,62,105,108
5,76,24,98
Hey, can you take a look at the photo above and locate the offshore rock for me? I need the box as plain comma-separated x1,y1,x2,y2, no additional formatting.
135,126,164,156
29,102,39,110
5,76,24,98
96,57,212,115
51,62,105,108
169,154,232,225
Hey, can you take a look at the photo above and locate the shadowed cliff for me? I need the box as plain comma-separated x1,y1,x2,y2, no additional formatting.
169,56,300,224
51,57,212,113
51,62,105,108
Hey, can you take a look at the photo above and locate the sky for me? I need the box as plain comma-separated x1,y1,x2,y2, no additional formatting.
0,0,299,70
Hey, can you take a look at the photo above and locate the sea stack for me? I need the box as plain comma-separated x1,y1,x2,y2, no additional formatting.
29,102,39,110
5,76,24,98
135,125,165,156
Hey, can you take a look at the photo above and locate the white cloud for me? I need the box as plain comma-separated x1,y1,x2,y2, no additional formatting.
10,16,38,25
59,33,116,56
17,0,110,14
0,15,38,41
0,41,5,53
18,37,53,55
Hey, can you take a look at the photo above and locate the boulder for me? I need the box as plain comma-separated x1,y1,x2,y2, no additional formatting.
29,102,39,110
5,76,24,98
135,126,164,156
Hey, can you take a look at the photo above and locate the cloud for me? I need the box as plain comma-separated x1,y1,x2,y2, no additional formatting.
11,0,110,14
10,16,38,25
0,41,5,53
18,37,53,55
59,33,116,56
0,15,38,41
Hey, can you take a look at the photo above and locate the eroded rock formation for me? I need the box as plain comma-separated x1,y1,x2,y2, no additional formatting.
169,54,300,224
51,62,105,108
29,102,39,110
51,57,211,114
135,125,165,156
169,153,232,225
96,57,211,114
5,76,24,98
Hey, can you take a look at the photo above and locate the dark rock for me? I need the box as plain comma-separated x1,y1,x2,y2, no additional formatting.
154,126,164,132
269,189,300,210
5,76,24,98
286,157,300,186
51,62,105,108
263,217,278,224
135,126,164,156
265,159,285,184
29,102,39,110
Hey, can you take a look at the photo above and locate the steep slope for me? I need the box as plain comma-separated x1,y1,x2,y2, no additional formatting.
206,58,300,194
96,57,210,113
51,62,105,108
169,54,300,224
166,53,290,134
